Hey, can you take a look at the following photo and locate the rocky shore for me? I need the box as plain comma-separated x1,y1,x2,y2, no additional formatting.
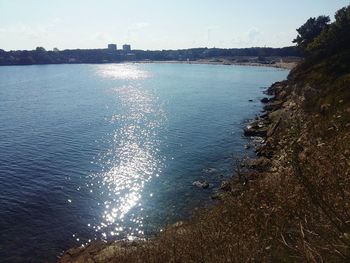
244,81,291,162
212,80,294,200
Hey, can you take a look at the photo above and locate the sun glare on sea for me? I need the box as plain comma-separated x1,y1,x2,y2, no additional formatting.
80,64,165,244
96,63,151,80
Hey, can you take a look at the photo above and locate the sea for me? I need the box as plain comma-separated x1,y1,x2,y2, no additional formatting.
0,63,288,261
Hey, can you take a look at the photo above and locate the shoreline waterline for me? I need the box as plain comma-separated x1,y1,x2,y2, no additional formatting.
133,59,297,70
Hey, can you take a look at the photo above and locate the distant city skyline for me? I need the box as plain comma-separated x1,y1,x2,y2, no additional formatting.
0,0,349,51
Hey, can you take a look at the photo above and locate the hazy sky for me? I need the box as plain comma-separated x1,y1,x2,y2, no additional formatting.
0,0,349,51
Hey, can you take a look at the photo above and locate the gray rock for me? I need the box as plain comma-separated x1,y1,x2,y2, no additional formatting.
211,191,225,200
203,167,217,173
261,97,269,103
192,180,209,189
263,101,283,111
244,121,268,137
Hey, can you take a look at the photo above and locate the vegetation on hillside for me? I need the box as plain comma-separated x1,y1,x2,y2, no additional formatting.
291,5,350,113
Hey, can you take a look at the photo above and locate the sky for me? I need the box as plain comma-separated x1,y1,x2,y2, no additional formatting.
0,0,349,51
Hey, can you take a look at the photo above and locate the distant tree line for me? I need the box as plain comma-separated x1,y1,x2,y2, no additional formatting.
0,46,302,66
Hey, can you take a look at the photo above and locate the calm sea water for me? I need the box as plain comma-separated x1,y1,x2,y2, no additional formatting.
0,63,288,261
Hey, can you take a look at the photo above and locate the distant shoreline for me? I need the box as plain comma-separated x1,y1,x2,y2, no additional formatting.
134,59,297,70
0,60,298,70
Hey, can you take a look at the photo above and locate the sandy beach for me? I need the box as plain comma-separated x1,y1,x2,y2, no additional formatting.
134,59,298,70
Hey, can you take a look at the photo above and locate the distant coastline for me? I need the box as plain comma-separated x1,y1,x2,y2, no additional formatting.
0,46,302,67
134,59,298,70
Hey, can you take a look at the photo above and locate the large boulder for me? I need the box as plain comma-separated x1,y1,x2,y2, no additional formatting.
261,97,269,103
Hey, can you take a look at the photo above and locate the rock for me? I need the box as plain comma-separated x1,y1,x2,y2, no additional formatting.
265,81,287,95
268,109,282,122
267,118,281,137
277,90,287,100
263,101,283,111
203,167,217,173
247,157,271,171
244,121,268,137
248,99,253,102
172,221,184,228
244,144,251,150
211,191,225,200
59,241,128,263
220,181,231,192
252,137,265,147
192,180,209,189
94,246,122,263
256,145,274,158
260,112,269,118
261,97,269,103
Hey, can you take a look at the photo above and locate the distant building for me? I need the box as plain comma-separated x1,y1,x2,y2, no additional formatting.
125,53,136,60
108,44,117,51
122,44,131,52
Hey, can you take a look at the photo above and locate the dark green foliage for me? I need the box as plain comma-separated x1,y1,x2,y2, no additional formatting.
292,5,350,78
307,6,350,57
0,46,302,66
290,4,350,114
293,16,330,50
35,46,46,52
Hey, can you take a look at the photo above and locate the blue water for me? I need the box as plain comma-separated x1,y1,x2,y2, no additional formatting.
0,63,288,261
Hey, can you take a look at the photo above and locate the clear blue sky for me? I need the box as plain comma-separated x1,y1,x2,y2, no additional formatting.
0,0,349,51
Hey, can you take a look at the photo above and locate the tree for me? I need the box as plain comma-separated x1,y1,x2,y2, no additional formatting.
35,47,46,52
293,16,330,50
307,5,350,56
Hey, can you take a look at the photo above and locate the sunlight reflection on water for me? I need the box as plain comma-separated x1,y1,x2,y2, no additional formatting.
96,63,151,80
85,64,165,242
